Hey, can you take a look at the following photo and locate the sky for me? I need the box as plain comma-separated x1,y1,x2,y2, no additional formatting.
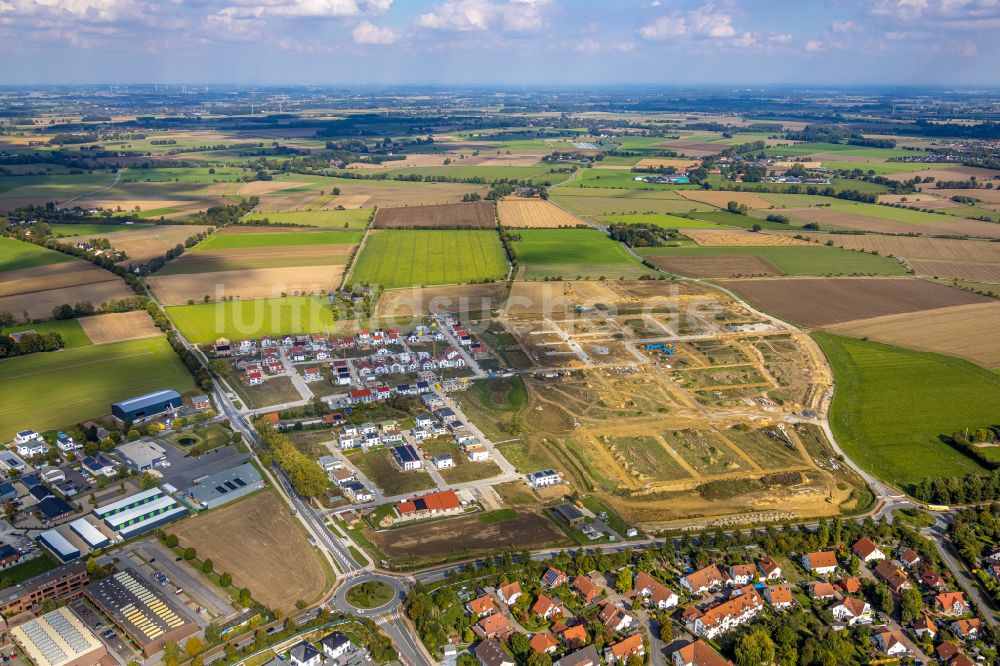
0,0,996,86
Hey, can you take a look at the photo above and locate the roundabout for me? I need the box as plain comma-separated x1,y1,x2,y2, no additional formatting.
332,573,406,616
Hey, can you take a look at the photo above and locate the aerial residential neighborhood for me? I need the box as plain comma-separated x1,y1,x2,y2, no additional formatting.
2,7,1000,665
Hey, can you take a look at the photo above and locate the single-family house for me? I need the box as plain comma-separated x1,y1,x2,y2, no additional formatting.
763,584,794,610
553,645,601,666
556,623,588,648
937,641,962,663
432,455,454,469
830,597,872,625
874,560,912,594
497,581,522,606
728,564,757,587
852,537,886,563
571,576,602,605
468,595,497,618
837,577,862,595
900,548,921,569
604,634,644,664
681,564,727,595
913,615,937,640
475,638,515,666
303,367,322,382
599,603,634,633
873,628,909,657
532,594,561,620
474,613,512,640
288,641,322,666
671,640,733,666
633,571,678,610
541,567,569,588
801,551,838,576
952,618,981,640
530,632,559,655
56,432,81,452
14,430,41,446
320,633,352,661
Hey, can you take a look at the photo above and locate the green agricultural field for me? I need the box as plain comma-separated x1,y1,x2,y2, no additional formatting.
0,336,195,439
814,332,999,489
636,246,907,276
551,189,714,218
380,165,561,183
511,228,654,280
0,172,117,199
240,209,372,229
193,230,363,251
755,193,845,208
561,169,699,190
349,230,508,289
118,166,247,183
166,296,339,344
49,222,154,237
827,162,957,175
705,175,888,196
601,213,722,228
685,211,802,230
764,142,917,159
826,203,959,225
0,237,74,272
3,320,91,348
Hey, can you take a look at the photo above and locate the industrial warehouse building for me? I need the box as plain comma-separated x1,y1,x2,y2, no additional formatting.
69,518,111,551
10,607,107,666
187,463,264,510
111,390,182,423
94,487,187,539
83,569,197,657
38,529,80,563
115,439,167,471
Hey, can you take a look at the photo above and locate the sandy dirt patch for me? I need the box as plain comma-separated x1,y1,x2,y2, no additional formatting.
505,280,715,316
0,262,118,298
78,311,162,344
802,233,1000,263
878,193,960,208
498,198,585,228
645,254,784,278
827,301,1000,369
253,190,323,212
721,277,991,327
148,265,344,304
0,280,135,322
322,194,371,209
170,491,327,612
679,190,773,209
375,283,507,319
685,229,812,247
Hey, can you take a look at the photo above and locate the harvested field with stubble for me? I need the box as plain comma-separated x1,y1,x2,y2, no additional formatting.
828,302,1000,369
635,158,701,169
498,198,585,228
905,259,1000,283
932,188,1000,204
645,254,784,278
0,280,135,322
721,277,991,327
887,166,1000,182
783,206,1000,238
325,181,488,208
155,246,353,275
367,509,565,563
678,190,773,209
0,261,120,298
77,311,161,344
374,283,507,318
373,200,495,228
239,180,313,196
684,229,812,247
148,265,344,305
59,224,212,266
170,490,328,611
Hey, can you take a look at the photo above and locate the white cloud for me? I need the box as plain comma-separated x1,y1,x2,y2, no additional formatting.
639,3,736,40
638,14,687,39
215,0,391,20
352,19,398,43
415,0,551,32
768,32,792,42
731,31,757,47
871,0,929,20
804,39,824,52
955,39,978,55
832,19,859,33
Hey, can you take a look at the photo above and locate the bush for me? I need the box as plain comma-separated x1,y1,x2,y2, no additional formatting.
219,572,232,587
183,547,196,560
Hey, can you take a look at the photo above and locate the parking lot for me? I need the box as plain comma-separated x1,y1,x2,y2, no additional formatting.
68,598,139,664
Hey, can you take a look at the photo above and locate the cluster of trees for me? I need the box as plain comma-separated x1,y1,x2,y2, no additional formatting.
911,468,1000,505
0,327,63,358
253,420,328,497
720,140,767,157
608,223,677,247
498,228,520,266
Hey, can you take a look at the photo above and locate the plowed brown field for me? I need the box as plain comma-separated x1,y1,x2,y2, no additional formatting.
783,207,1000,238
645,254,784,278
373,200,496,228
156,245,353,274
78,311,161,344
721,277,990,327
0,262,119,298
60,225,212,266
0,281,135,322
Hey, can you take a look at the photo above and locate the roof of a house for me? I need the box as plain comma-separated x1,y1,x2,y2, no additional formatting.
396,489,460,515
634,571,674,604
809,581,837,598
541,567,567,586
765,584,793,605
468,595,496,616
476,613,511,637
532,594,559,616
571,575,601,603
684,564,726,591
475,638,512,666
553,645,601,666
914,614,937,634
690,587,762,630
672,640,734,666
498,581,521,599
530,632,559,654
759,555,780,574
936,591,966,607
832,596,868,617
606,634,643,661
852,537,881,558
837,577,862,594
289,641,321,664
804,551,839,569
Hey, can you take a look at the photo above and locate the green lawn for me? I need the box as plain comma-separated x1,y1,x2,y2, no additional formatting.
1,552,58,585
166,296,338,344
349,230,508,288
2,319,92,348
601,213,722,228
826,203,958,225
636,246,907,276
0,237,74,272
0,336,196,439
194,230,363,251
561,169,699,190
512,229,653,280
814,332,998,490
351,450,436,496
240,209,372,229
